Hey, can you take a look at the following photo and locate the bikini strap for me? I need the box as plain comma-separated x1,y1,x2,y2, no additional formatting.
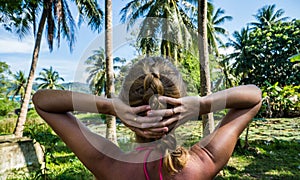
136,147,164,180
158,154,163,180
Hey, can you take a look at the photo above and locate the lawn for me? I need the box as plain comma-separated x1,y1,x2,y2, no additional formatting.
216,117,300,179
2,114,299,179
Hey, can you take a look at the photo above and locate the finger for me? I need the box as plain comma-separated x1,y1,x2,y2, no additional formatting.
158,96,181,106
139,122,164,129
132,105,151,114
147,106,181,117
135,128,164,139
127,114,159,123
147,109,173,117
135,115,163,124
146,127,169,133
158,115,180,127
144,131,165,138
139,115,179,129
125,116,163,129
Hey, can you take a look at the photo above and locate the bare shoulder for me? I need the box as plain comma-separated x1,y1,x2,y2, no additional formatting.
178,145,217,180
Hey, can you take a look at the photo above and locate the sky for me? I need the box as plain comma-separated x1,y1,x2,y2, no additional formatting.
0,0,299,83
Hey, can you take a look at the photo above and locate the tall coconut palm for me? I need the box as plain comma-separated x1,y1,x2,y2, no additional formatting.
85,48,106,95
105,0,117,144
225,27,253,79
250,4,289,29
207,5,232,56
0,0,30,38
198,0,214,136
7,0,103,137
7,71,27,104
85,48,125,96
182,1,232,56
120,0,196,62
35,66,65,90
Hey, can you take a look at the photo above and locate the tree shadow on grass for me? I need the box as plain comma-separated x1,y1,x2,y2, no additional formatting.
215,139,300,179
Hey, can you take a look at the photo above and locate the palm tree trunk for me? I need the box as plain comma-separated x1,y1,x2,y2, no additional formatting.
14,4,49,137
174,45,178,65
198,0,214,137
105,0,117,144
222,61,233,88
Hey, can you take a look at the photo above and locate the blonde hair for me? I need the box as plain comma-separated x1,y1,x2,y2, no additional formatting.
119,57,189,175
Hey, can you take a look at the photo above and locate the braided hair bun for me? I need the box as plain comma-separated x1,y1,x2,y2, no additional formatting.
119,57,188,175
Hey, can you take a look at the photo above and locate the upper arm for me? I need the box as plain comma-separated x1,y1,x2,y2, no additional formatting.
35,107,122,177
193,101,262,176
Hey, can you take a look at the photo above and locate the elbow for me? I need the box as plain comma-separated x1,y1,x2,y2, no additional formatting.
32,91,39,107
32,89,46,110
247,84,262,104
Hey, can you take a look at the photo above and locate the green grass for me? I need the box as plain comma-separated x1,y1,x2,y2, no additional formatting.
1,115,299,179
216,117,300,179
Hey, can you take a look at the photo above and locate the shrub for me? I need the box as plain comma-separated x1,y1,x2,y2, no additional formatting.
27,108,40,119
0,118,16,135
259,82,300,118
0,98,16,116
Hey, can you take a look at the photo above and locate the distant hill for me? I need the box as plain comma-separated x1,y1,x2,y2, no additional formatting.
7,82,90,97
61,82,91,93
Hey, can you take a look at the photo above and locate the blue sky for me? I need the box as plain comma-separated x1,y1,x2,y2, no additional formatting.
0,0,299,83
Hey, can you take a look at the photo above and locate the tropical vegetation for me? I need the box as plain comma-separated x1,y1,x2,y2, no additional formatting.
0,1,299,179
7,71,27,103
0,0,103,137
226,20,300,87
35,66,65,90
223,4,300,118
85,48,125,95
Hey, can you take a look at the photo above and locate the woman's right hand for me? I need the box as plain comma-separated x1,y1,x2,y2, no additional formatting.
146,95,201,128
111,98,170,138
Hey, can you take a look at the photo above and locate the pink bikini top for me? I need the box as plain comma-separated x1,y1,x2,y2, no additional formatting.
136,146,163,180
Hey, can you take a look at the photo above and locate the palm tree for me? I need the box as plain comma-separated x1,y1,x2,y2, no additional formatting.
85,48,106,95
7,71,27,104
198,0,214,136
0,61,11,97
181,1,232,56
207,5,232,56
225,27,253,80
0,0,29,38
120,0,196,62
85,48,125,96
35,66,65,90
105,0,117,144
250,4,289,29
7,0,103,137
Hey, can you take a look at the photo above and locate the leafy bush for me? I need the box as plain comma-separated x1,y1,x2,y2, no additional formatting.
27,108,40,119
23,119,61,178
259,82,300,118
24,119,60,154
0,118,16,135
228,20,300,87
0,98,16,116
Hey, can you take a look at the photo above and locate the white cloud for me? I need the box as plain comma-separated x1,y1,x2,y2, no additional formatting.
0,33,49,54
5,55,81,83
0,37,34,53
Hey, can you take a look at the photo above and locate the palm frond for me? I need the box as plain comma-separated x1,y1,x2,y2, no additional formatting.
60,1,76,52
74,0,103,32
120,0,141,23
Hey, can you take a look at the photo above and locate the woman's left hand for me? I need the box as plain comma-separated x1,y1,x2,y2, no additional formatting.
112,98,169,138
146,95,201,128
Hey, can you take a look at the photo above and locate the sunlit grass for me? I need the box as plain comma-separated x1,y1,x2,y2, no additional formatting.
1,114,299,179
